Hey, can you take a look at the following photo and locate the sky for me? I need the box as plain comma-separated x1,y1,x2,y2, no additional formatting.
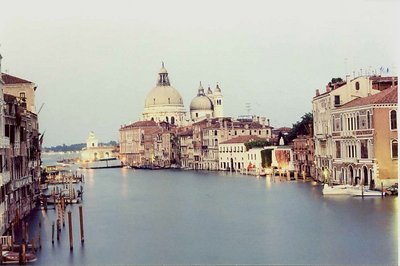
0,0,399,147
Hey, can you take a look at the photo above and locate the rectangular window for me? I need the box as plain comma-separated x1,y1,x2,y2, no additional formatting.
4,125,9,138
392,140,398,159
334,95,340,106
361,140,368,159
335,141,341,158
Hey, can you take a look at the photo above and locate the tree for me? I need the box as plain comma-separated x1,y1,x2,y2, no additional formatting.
244,140,272,151
287,112,313,143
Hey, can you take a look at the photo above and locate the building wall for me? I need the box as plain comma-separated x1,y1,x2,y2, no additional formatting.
3,83,36,113
219,143,247,171
313,76,385,182
374,107,398,186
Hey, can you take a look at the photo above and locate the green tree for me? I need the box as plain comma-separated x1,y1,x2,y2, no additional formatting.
287,112,313,143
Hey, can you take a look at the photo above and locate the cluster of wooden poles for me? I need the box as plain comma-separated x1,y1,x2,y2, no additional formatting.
52,198,85,251
268,170,308,182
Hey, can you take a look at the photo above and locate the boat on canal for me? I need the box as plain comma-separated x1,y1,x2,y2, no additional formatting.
322,184,385,197
1,250,37,264
347,186,385,197
322,184,353,195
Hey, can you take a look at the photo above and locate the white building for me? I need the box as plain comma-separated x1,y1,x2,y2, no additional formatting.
219,135,264,171
81,131,114,161
142,63,186,126
190,83,224,121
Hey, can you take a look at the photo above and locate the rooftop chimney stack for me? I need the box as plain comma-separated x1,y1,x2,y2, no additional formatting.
316,89,320,96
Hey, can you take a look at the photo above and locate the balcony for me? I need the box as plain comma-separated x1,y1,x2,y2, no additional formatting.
341,158,358,164
0,137,10,149
0,171,11,185
11,175,33,191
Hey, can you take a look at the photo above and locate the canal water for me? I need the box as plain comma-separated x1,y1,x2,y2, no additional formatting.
19,156,398,265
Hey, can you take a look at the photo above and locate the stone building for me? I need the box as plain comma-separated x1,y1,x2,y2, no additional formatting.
80,131,115,162
191,116,272,170
176,128,194,169
312,75,397,182
0,68,41,234
331,85,397,187
293,135,315,178
119,120,178,168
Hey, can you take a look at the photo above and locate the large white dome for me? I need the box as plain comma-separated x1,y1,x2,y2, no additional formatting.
145,85,183,108
142,63,186,126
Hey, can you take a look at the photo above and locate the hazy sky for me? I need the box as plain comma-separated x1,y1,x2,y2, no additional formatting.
1,0,399,146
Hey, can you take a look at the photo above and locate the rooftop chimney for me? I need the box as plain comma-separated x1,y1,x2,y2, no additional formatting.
316,89,320,96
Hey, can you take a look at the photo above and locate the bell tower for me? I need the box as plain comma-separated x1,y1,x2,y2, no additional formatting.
213,83,224,117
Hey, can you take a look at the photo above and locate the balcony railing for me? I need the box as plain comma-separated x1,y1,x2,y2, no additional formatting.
0,171,11,185
11,175,33,191
0,137,10,149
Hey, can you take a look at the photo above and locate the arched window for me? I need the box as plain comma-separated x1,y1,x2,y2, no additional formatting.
355,82,360,90
392,139,398,159
153,98,156,104
165,116,169,123
168,98,171,104
390,110,397,130
171,116,175,125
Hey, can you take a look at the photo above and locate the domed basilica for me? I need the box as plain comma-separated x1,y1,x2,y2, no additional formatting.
142,63,223,126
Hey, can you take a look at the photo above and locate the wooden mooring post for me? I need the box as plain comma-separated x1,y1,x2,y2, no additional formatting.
25,222,29,243
51,221,55,244
62,197,65,226
19,240,26,265
79,205,84,243
57,219,60,241
68,210,73,251
381,182,384,197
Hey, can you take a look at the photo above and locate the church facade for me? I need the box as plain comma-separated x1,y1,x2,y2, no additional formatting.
142,63,224,124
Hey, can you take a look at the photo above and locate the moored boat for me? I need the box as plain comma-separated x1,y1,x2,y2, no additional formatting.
1,250,37,264
347,186,385,197
322,184,353,195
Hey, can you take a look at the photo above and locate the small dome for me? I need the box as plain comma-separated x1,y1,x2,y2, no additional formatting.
190,95,213,111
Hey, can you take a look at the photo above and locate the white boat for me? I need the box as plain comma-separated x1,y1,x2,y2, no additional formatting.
347,186,385,197
322,184,353,195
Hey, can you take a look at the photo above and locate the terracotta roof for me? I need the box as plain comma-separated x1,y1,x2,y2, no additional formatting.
220,135,265,144
339,86,397,109
120,120,158,130
1,73,33,84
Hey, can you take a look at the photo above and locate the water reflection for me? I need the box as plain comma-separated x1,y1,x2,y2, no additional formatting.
17,161,398,265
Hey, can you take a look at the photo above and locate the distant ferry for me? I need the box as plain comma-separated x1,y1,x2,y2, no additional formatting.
79,157,123,169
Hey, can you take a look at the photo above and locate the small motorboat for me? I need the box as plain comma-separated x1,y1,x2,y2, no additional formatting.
322,184,353,195
1,250,37,264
